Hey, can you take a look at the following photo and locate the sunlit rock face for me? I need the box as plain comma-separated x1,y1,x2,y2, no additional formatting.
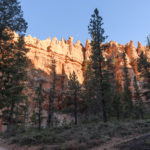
24,35,88,106
24,35,148,102
25,35,85,84
1,35,149,130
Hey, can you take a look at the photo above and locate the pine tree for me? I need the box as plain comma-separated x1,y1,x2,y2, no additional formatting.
82,61,97,115
111,80,123,120
102,58,123,120
22,96,29,129
30,110,37,128
122,51,133,118
0,0,28,129
107,56,123,120
137,38,150,118
47,60,57,128
34,81,44,130
68,71,81,125
88,8,108,122
133,76,145,119
138,52,150,100
147,35,150,48
112,93,122,120
0,0,27,36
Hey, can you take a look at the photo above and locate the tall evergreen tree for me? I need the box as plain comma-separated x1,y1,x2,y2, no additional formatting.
108,57,123,120
137,38,150,118
133,76,145,119
37,84,43,130
122,51,133,117
82,61,97,115
68,71,81,125
0,0,28,128
147,35,150,48
34,81,44,130
138,52,150,100
47,60,57,128
111,90,122,120
88,8,108,122
102,58,123,120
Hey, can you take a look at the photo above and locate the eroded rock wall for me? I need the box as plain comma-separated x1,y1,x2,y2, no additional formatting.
24,35,149,102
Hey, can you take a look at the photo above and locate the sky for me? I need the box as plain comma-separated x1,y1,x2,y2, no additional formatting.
20,0,150,47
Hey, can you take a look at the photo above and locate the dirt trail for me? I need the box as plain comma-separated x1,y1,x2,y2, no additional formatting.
0,139,7,150
91,132,150,150
0,148,7,150
0,138,45,150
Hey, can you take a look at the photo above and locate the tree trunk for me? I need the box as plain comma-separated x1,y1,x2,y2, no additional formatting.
74,91,78,125
10,99,14,124
99,60,107,123
116,108,120,121
101,98,107,122
50,95,54,127
47,60,56,128
38,99,41,130
47,97,51,128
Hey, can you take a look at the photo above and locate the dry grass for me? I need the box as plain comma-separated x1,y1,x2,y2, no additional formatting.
1,119,150,150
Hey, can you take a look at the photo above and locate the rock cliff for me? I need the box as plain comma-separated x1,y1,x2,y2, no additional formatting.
24,35,149,102
1,34,149,131
25,35,86,83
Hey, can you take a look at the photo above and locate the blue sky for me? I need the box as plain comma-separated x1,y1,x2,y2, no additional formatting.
20,0,150,47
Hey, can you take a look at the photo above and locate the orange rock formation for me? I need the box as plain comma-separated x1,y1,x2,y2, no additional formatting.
1,35,149,131
24,35,149,102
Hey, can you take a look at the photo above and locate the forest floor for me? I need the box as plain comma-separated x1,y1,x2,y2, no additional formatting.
92,132,150,150
1,119,150,150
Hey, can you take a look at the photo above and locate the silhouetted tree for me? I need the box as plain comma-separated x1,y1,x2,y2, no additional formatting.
88,8,108,122
22,96,29,129
133,76,145,119
47,60,57,128
107,56,123,120
68,71,81,125
138,52,150,100
30,110,37,128
82,61,97,115
111,79,123,120
122,51,133,118
34,81,44,130
0,0,28,130
147,35,150,48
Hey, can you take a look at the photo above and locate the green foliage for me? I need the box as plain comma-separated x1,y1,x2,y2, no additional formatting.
111,93,122,119
7,119,150,149
34,82,44,130
122,52,133,117
147,35,150,48
67,71,81,125
133,76,145,119
47,59,57,128
88,8,107,78
138,52,150,100
30,110,37,128
88,8,108,122
86,8,124,122
0,0,27,35
68,71,81,93
82,61,98,115
0,0,28,126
